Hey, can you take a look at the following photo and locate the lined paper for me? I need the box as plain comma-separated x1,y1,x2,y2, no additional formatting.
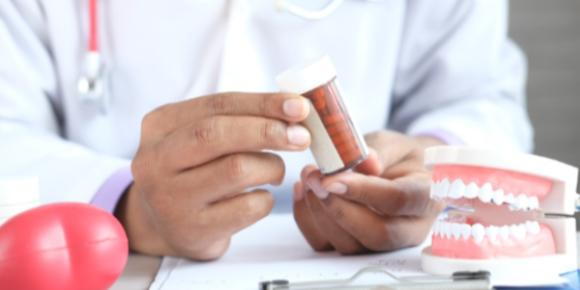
150,214,427,290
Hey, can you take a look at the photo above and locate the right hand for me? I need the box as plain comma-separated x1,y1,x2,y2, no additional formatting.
115,92,311,260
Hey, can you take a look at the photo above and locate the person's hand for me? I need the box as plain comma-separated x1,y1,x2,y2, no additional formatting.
115,92,311,260
293,131,445,254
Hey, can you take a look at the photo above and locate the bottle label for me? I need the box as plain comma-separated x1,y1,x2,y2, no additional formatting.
304,102,345,174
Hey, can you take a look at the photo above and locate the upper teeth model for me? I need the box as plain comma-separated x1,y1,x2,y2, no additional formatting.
421,146,578,286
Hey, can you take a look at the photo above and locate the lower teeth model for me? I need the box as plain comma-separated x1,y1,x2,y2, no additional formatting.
421,146,578,286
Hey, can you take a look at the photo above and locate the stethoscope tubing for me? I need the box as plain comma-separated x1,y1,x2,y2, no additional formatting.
77,0,383,112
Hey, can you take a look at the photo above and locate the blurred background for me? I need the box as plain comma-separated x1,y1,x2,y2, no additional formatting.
509,0,580,193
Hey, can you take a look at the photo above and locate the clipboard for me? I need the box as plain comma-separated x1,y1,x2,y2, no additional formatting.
259,266,493,290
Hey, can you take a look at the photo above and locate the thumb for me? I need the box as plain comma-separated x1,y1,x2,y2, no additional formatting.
354,148,382,176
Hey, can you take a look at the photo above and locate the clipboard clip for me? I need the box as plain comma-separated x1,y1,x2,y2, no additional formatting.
259,266,493,290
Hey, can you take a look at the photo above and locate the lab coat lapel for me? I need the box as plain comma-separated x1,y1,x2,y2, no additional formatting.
216,0,269,93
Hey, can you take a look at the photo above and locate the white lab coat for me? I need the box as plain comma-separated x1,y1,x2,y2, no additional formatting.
0,0,532,212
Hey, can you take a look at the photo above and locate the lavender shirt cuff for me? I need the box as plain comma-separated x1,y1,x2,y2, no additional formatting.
415,129,464,145
90,167,133,213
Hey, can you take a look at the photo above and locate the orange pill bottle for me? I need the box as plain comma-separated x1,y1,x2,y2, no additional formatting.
276,56,368,175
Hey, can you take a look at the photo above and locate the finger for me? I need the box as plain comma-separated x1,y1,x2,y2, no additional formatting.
320,196,438,251
300,165,327,199
364,131,414,169
172,152,285,204
160,115,310,170
354,148,382,176
305,191,365,254
300,164,318,182
203,189,274,237
320,172,439,216
304,168,329,199
380,154,427,180
143,92,310,138
293,194,333,251
293,181,305,202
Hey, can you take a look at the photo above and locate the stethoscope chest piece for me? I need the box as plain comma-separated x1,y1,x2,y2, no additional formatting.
77,51,109,114
78,0,109,114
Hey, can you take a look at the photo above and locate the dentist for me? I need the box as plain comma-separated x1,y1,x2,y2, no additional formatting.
0,0,532,260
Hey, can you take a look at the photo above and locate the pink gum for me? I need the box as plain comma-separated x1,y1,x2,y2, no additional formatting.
432,165,552,198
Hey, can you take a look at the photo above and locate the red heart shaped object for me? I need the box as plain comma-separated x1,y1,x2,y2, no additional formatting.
0,203,128,290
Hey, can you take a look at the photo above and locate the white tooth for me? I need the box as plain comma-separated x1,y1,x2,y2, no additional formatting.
448,180,465,199
434,221,442,236
510,224,526,240
509,225,520,239
505,193,515,204
526,221,541,235
446,222,455,239
433,181,441,198
478,183,493,203
486,226,499,245
460,224,472,240
529,197,539,210
464,182,479,199
438,181,447,198
518,224,528,239
442,222,451,238
451,223,462,240
499,226,510,240
432,181,439,197
492,189,505,205
471,223,485,243
437,221,444,237
516,194,529,210
438,221,445,236
439,179,450,198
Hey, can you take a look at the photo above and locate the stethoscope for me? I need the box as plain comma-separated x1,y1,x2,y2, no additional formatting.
77,0,106,113
76,0,379,113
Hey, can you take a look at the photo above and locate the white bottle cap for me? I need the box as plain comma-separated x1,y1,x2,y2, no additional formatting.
276,55,337,94
0,177,40,206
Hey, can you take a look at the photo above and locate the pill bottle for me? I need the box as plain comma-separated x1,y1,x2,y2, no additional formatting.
0,177,40,226
276,56,368,175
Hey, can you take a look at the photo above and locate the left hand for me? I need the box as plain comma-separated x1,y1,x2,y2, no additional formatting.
293,130,446,254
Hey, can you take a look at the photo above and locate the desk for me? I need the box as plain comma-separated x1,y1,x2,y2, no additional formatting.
111,233,580,289
111,254,161,290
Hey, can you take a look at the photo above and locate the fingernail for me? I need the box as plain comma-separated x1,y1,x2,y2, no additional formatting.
306,178,329,199
313,188,329,199
287,125,310,146
325,182,347,195
283,98,308,118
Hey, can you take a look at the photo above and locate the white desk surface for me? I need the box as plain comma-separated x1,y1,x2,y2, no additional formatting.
111,233,580,290
111,254,161,290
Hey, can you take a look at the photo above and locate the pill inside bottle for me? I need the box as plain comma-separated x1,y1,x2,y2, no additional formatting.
276,56,369,175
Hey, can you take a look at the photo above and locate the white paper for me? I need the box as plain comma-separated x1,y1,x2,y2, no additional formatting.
150,214,427,290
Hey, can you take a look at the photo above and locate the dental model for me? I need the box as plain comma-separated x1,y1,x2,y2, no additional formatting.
421,146,578,286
